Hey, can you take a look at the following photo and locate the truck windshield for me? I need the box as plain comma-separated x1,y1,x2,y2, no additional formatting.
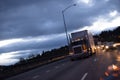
71,40,86,46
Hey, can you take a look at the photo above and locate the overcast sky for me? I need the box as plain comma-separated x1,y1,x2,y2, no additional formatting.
0,0,120,65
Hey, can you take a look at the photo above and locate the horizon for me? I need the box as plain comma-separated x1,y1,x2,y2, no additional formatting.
0,0,120,66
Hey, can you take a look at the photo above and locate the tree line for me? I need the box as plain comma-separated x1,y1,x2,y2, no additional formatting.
0,26,120,79
94,26,120,42
0,46,69,79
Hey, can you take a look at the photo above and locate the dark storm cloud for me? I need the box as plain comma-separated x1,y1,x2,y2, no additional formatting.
0,0,120,40
0,0,119,51
65,0,120,30
0,35,66,54
0,0,120,65
0,0,73,40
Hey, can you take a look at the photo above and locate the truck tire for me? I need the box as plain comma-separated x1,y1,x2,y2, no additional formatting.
70,58,75,61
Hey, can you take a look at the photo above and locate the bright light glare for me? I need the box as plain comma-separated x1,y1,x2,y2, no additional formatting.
69,52,74,55
0,58,19,66
0,39,23,48
109,10,118,17
114,43,120,46
0,50,36,64
0,52,20,66
0,34,64,48
78,15,120,34
0,37,48,48
80,0,90,4
105,0,109,2
113,44,116,47
74,0,93,6
0,51,33,65
0,52,21,60
105,46,109,49
97,46,100,49
112,64,119,71
116,56,120,61
107,64,119,71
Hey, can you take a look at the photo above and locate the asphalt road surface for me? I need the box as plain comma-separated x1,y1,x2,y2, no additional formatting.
6,49,120,80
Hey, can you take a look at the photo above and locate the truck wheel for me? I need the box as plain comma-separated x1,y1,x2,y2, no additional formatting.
90,53,93,56
70,58,75,61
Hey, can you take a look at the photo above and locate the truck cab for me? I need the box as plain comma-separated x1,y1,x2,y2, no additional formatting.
69,30,96,60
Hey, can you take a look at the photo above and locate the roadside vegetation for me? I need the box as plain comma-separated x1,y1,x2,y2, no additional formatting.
0,46,68,79
0,26,120,80
94,26,120,42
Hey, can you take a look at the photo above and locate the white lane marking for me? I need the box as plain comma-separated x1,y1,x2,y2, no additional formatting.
55,66,59,69
46,70,50,73
33,75,39,79
94,59,97,61
94,58,99,62
94,58,97,62
81,73,88,80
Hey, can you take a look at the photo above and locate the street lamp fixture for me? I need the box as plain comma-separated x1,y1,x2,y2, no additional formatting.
62,4,76,53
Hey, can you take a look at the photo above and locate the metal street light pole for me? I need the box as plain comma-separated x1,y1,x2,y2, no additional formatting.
62,4,76,53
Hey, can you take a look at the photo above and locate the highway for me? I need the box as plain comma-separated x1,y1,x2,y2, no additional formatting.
6,49,120,80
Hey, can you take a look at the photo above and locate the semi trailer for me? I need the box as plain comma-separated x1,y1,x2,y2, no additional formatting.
69,30,96,60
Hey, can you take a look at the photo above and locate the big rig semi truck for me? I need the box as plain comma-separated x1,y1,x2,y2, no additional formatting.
69,30,96,60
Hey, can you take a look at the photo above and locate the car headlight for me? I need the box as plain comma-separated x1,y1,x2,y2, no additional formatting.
113,44,116,47
97,46,100,49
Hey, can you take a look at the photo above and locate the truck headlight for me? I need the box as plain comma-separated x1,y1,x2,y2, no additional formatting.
69,52,73,55
105,46,109,49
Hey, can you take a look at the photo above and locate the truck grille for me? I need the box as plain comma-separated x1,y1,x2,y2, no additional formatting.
73,46,82,54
